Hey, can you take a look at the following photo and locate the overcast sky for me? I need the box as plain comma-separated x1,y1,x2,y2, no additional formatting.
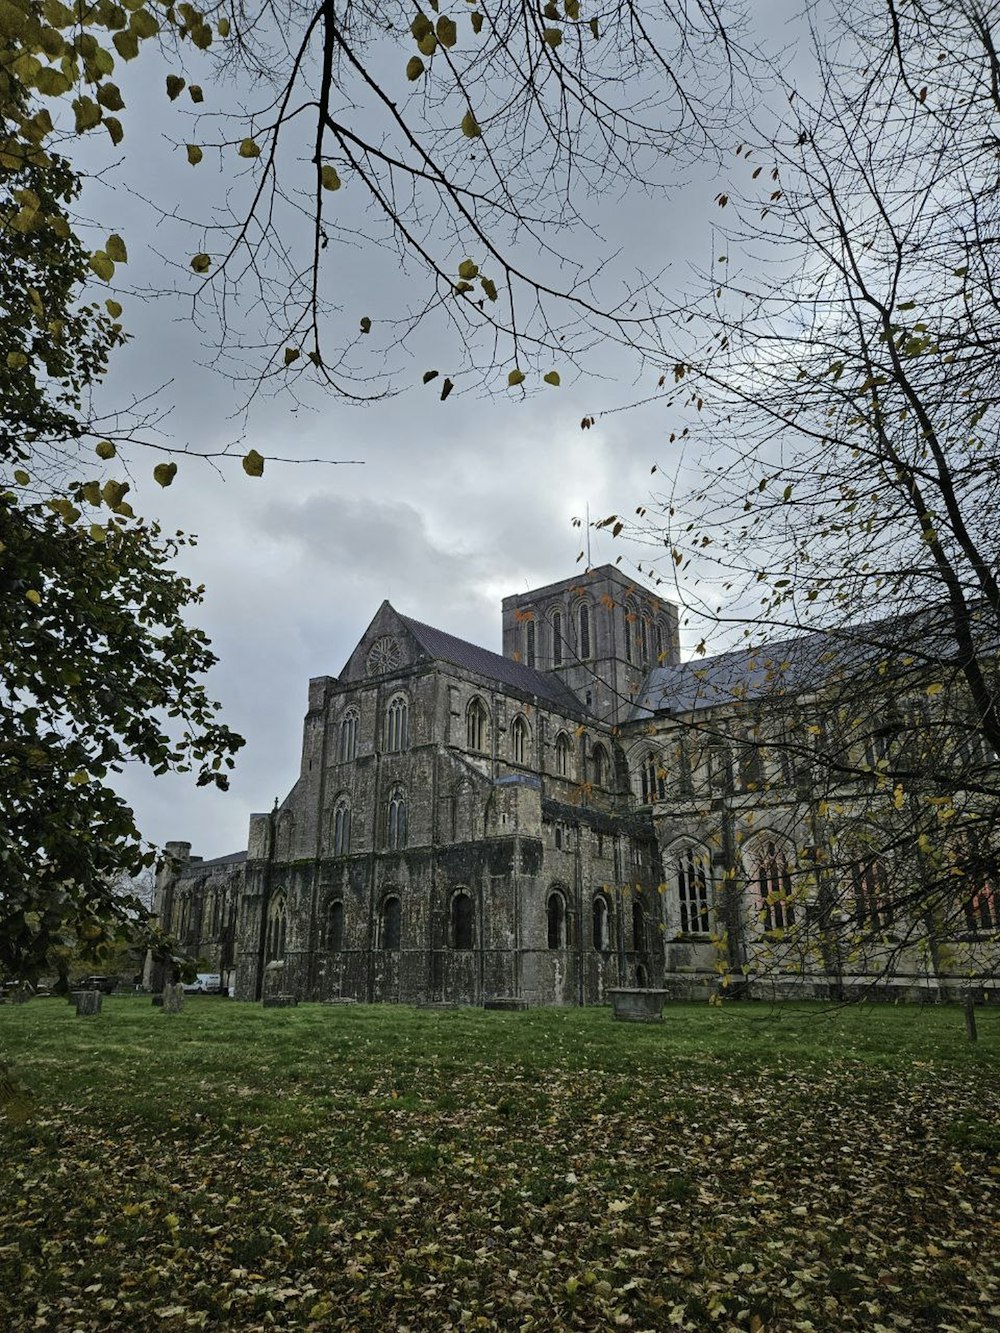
67,2,805,860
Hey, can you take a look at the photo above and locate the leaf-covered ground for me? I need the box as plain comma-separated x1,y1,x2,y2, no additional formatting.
1,1000,998,1331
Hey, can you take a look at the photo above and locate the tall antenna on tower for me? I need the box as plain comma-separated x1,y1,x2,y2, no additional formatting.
585,502,592,568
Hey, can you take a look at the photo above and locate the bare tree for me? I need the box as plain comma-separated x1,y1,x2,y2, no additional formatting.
599,0,1000,989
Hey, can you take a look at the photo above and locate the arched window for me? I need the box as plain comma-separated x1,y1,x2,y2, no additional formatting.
578,603,591,660
386,695,408,752
547,891,567,948
380,896,401,950
525,619,536,669
333,797,351,855
640,751,665,803
387,787,407,850
677,846,711,935
632,898,646,952
638,616,649,665
511,715,529,765
265,894,287,962
851,857,893,931
624,599,637,663
204,891,216,937
325,899,344,951
339,708,359,762
467,697,489,752
964,885,997,933
591,742,609,788
451,891,474,950
552,611,563,667
592,894,610,951
754,840,796,932
555,732,571,777
655,620,665,663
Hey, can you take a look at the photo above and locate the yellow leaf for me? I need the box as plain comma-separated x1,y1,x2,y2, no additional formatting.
186,144,203,165
436,15,457,46
926,682,943,696
106,234,127,263
406,56,424,81
418,31,437,55
471,12,483,33
191,253,212,273
13,469,29,485
188,85,204,103
461,109,481,138
242,449,264,477
481,276,497,301
320,164,341,191
543,370,560,386
153,462,177,487
543,26,562,46
25,589,41,606
105,299,123,318
89,523,107,542
238,138,261,158
165,74,185,101
104,117,124,146
218,17,230,36
508,368,525,386
95,440,116,460
458,259,478,280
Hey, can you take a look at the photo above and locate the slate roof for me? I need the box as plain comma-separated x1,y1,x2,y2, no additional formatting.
398,613,585,713
630,613,960,720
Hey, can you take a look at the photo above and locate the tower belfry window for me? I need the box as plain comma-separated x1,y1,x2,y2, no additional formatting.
552,611,563,666
579,604,591,660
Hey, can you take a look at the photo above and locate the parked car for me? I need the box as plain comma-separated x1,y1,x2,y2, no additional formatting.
78,975,116,994
182,973,223,994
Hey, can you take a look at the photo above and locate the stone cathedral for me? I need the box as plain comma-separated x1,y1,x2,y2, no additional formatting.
152,565,999,1005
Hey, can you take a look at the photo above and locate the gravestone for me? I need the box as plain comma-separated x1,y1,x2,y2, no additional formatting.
73,990,102,1016
162,983,185,1014
262,994,297,1008
608,988,669,1023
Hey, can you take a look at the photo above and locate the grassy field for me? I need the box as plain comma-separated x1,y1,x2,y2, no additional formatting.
1,999,998,1331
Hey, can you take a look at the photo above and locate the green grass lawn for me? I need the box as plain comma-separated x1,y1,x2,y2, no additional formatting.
2,999,999,1331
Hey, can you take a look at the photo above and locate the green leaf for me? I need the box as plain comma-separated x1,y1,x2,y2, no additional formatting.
35,67,71,96
113,29,139,59
458,259,479,280
564,0,580,17
238,138,261,158
186,144,203,165
89,251,115,281
283,347,300,365
411,13,433,41
129,8,159,39
242,449,264,477
106,234,127,263
418,31,437,55
471,12,483,33
191,253,212,273
73,97,102,132
320,164,341,191
14,470,30,485
406,56,424,80
95,440,117,460
104,117,124,146
188,85,204,103
481,277,497,301
589,16,599,38
461,109,481,138
217,17,230,36
97,83,125,111
153,461,177,487
436,15,457,46
543,370,561,386
89,523,107,543
508,368,525,386
165,74,186,101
